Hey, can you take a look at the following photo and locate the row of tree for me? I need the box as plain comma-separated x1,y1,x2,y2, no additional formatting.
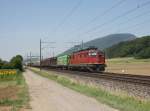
0,55,23,71
105,36,150,59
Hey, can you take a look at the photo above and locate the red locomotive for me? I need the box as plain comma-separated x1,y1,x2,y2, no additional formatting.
69,47,105,71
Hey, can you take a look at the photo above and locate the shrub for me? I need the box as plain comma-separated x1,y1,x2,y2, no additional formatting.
10,55,23,71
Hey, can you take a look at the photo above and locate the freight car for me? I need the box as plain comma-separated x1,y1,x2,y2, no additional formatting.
41,57,57,68
34,47,106,72
57,55,69,69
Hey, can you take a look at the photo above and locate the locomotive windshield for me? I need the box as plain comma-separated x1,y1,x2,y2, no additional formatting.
88,50,97,56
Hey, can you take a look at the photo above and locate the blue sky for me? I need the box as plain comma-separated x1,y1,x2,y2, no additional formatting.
0,0,150,60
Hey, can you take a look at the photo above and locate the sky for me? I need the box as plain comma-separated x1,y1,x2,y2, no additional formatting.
0,0,150,60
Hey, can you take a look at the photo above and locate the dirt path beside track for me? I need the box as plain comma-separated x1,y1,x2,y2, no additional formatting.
24,70,118,111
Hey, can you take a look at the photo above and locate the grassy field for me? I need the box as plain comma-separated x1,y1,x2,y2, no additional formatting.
106,57,150,75
0,70,29,111
30,67,150,111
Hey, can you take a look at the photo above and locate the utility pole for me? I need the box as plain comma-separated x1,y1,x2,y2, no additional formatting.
40,39,55,71
27,54,40,65
30,52,32,67
40,39,42,71
26,53,28,66
53,51,55,57
49,47,55,57
81,40,84,50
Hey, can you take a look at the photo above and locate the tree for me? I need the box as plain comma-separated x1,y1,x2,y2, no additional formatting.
10,55,23,71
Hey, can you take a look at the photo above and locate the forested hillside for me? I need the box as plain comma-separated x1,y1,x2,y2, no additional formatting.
59,33,136,56
105,36,150,59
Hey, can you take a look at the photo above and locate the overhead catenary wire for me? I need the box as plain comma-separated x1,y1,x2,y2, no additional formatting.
87,9,150,37
115,10,150,33
78,0,126,29
82,17,150,42
80,0,150,36
64,0,126,37
117,10,150,26
54,0,83,32
120,18,150,32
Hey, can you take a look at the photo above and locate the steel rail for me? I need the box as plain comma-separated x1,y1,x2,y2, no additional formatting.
43,68,150,86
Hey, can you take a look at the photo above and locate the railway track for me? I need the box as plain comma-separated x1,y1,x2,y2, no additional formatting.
43,68,150,86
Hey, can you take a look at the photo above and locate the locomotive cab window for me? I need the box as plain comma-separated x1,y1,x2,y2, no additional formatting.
88,51,97,56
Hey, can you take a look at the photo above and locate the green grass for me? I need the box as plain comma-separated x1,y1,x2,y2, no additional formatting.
30,68,150,111
0,71,30,111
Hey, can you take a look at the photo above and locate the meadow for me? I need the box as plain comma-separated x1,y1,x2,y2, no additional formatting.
106,57,150,75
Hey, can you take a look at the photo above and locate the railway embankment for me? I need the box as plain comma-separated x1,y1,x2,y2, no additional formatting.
29,67,150,111
45,69,150,100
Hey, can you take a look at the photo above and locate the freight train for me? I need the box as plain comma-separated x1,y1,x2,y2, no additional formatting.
33,47,106,72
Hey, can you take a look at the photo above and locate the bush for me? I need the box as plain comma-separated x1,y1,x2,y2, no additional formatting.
10,55,23,71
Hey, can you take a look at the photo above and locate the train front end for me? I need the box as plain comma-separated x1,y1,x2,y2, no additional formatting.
88,49,106,71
